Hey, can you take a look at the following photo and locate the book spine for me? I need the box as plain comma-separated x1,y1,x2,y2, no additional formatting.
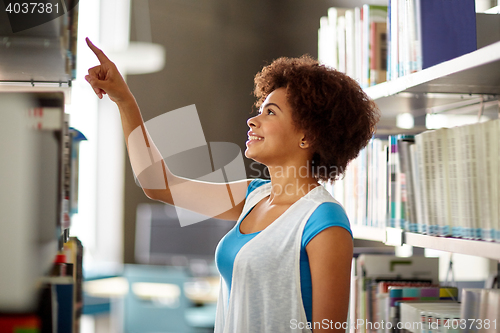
410,144,423,233
415,133,429,234
386,0,391,81
434,129,451,237
390,0,399,80
494,120,500,242
355,7,363,84
485,120,498,242
414,0,423,71
328,7,340,69
345,10,356,79
362,5,370,88
338,16,347,73
446,129,463,237
318,17,329,65
398,139,416,232
474,122,491,240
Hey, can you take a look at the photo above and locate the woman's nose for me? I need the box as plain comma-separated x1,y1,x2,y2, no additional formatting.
247,115,258,128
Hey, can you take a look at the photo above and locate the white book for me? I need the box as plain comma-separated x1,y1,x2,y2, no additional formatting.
357,148,368,225
457,125,474,239
366,140,373,227
415,133,429,234
446,126,462,238
327,7,347,69
477,289,500,328
371,139,381,228
407,0,418,73
337,15,347,73
484,120,499,242
362,5,370,87
434,128,451,236
480,289,500,329
345,9,356,79
474,122,492,240
402,0,411,76
461,125,479,239
460,288,483,327
389,0,399,80
377,143,389,228
410,144,424,232
468,124,480,239
393,138,403,228
318,17,330,66
397,0,406,77
414,0,423,71
424,130,437,235
354,7,363,84
454,126,469,238
495,119,500,243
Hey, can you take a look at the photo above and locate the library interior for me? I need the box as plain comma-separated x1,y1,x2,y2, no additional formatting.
1,0,500,332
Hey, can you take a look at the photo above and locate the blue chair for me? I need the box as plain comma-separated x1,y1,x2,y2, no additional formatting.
123,264,195,333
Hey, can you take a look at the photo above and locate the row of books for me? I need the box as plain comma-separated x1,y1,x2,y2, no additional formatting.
351,255,499,333
318,5,387,88
326,118,500,242
318,0,477,87
411,120,500,241
0,237,83,333
400,289,500,333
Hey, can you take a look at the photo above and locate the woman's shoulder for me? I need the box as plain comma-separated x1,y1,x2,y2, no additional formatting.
302,202,352,246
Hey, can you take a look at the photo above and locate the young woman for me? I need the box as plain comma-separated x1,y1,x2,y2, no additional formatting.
85,38,379,332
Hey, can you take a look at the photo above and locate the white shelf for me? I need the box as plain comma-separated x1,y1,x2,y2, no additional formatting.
351,225,386,242
352,225,500,261
405,233,500,261
365,41,500,117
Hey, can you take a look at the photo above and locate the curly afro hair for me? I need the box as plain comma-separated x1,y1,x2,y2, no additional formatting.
253,55,380,182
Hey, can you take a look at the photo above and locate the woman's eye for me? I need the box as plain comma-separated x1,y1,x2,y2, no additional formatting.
267,109,275,115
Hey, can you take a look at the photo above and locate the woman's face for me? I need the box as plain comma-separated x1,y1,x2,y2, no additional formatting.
245,87,305,167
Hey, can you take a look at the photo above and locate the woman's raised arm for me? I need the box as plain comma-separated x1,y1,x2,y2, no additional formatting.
84,38,249,221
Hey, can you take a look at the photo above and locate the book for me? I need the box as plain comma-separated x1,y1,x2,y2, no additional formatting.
397,136,416,232
389,0,399,80
345,9,356,79
369,21,387,85
328,7,348,69
409,144,424,232
337,15,347,73
362,5,388,87
433,128,451,237
416,0,477,70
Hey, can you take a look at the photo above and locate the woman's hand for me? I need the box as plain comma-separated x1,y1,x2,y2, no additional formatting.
85,37,133,103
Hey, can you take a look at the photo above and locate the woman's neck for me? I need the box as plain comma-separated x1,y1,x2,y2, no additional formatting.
266,164,319,205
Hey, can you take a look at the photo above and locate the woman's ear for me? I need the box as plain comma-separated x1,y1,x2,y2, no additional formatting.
299,135,310,149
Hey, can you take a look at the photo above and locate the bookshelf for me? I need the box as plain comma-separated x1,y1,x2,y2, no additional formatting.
351,40,500,262
365,40,500,117
352,225,500,261
0,4,82,332
404,232,500,261
351,225,386,242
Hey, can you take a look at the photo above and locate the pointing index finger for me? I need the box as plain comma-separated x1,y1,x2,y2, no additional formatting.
86,37,110,64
